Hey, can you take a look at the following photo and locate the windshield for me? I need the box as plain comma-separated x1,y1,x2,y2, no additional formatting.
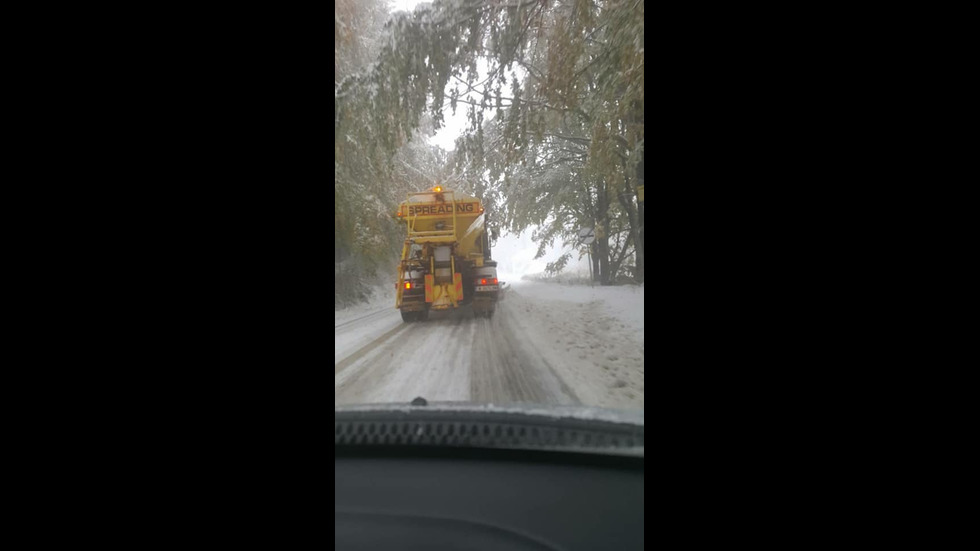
336,0,644,419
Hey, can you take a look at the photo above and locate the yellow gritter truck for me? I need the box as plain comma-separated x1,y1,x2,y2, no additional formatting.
394,186,499,322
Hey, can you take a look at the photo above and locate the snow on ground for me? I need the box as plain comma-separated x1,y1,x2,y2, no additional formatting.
503,281,644,411
336,314,475,405
336,402,644,426
335,285,402,364
334,280,644,413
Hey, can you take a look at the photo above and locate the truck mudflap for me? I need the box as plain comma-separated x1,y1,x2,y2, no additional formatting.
453,273,463,302
424,274,434,303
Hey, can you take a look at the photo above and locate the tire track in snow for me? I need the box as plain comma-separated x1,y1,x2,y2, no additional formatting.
334,307,392,330
335,321,414,375
335,302,580,407
335,314,476,405
469,300,580,406
335,321,427,401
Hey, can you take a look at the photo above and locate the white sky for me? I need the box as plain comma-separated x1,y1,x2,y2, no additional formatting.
386,0,590,280
492,232,591,282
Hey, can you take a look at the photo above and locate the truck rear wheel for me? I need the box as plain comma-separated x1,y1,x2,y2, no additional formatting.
401,311,418,323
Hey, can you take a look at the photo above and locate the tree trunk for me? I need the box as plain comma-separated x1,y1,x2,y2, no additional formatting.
617,159,641,284
596,178,611,285
597,235,610,285
636,157,644,283
608,234,632,282
626,99,644,284
591,244,599,282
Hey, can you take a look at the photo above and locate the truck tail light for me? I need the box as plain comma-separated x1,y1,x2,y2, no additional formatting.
492,278,498,284
480,278,487,285
405,282,412,289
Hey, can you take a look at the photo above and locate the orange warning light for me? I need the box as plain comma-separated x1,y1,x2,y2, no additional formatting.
405,282,412,289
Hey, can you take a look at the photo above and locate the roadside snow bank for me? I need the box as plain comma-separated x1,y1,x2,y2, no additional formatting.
510,281,644,331
504,281,644,411
334,284,396,326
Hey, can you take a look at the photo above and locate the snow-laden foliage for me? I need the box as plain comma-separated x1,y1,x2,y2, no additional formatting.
447,0,644,284
335,0,406,307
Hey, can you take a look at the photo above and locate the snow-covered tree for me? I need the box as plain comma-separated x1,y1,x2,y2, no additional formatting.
336,0,644,298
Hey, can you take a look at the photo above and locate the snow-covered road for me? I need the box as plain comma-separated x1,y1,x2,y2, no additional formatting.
335,281,644,411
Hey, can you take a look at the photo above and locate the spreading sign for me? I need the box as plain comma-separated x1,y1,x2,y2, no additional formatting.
406,202,478,217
